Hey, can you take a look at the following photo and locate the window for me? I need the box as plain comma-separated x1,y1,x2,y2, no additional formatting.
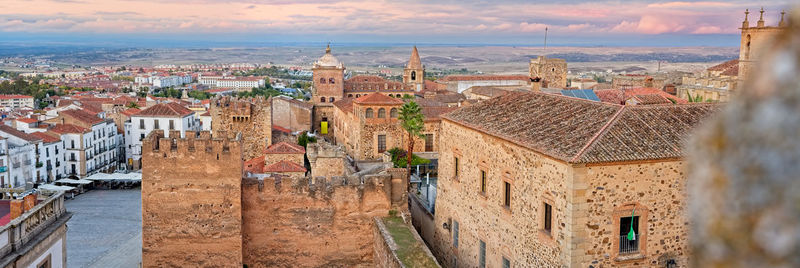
365,108,374,118
453,220,459,248
411,71,416,81
154,120,160,129
320,97,326,103
36,254,51,268
479,240,486,268
348,94,353,98
329,78,335,84
139,119,145,129
140,134,145,141
479,170,487,195
70,140,75,149
329,97,334,103
502,256,511,268
319,77,326,84
425,134,433,152
503,181,511,209
544,202,553,234
454,157,459,178
390,108,398,118
619,216,640,254
377,135,386,153
378,108,386,118
169,120,174,130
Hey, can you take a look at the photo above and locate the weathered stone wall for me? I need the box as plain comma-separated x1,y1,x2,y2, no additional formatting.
141,130,243,267
578,161,689,267
307,142,349,178
409,194,439,253
265,152,304,166
530,56,568,88
432,120,571,268
211,97,272,160
272,97,313,132
240,175,393,267
373,218,404,268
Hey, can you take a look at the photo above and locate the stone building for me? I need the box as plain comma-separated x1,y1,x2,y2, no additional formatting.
427,92,717,267
529,56,568,89
271,96,313,133
141,130,410,267
676,59,738,102
210,97,272,160
0,191,71,268
612,74,667,91
332,93,454,161
438,75,531,94
403,46,426,92
737,8,787,90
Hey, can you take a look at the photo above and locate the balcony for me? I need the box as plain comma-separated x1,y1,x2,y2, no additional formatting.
0,193,70,259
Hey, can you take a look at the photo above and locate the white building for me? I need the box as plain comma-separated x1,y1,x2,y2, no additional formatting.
0,138,10,187
129,102,200,170
198,111,212,132
50,124,89,178
0,125,41,187
198,75,265,90
50,109,120,177
31,132,65,182
0,95,34,109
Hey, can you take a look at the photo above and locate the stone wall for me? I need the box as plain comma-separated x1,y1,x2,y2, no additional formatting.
265,152,304,166
211,97,272,160
307,142,350,178
272,97,313,132
141,130,244,267
240,175,393,267
373,218,404,268
530,56,568,88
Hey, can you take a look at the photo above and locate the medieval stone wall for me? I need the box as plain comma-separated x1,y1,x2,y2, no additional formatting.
240,175,393,267
265,153,304,166
141,130,244,267
530,56,568,88
211,97,272,160
272,97,313,132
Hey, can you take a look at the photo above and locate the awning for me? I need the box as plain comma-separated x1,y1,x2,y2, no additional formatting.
38,184,76,191
84,172,142,182
55,178,94,185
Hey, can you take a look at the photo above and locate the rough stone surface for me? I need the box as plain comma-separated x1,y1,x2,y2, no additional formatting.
271,97,313,132
240,176,392,267
141,130,243,267
689,13,798,268
211,97,272,160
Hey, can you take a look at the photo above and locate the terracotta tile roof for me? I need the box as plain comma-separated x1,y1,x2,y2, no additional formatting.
468,86,522,98
333,98,355,114
708,59,739,76
244,156,266,173
424,80,447,91
135,102,193,117
60,109,104,125
407,46,423,69
344,75,411,92
263,160,306,173
429,92,466,104
443,92,718,163
354,93,403,105
0,95,32,100
80,103,103,115
16,118,38,124
414,98,449,107
121,108,141,116
596,88,687,105
439,75,530,82
0,125,42,142
30,131,60,143
629,94,673,105
272,125,292,134
50,124,89,134
422,106,457,122
199,111,210,116
263,141,305,154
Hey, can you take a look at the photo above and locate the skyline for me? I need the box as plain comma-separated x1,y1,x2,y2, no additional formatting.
0,0,792,47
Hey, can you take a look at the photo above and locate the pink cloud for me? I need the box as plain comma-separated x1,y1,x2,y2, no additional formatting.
519,22,547,32
692,26,723,34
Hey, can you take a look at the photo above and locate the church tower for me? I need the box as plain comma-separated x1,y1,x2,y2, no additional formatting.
738,8,787,90
403,46,425,92
312,44,345,137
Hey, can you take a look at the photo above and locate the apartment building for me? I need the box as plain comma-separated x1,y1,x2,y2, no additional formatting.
129,102,199,170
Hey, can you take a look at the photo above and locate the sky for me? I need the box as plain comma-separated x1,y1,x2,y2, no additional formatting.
0,0,793,47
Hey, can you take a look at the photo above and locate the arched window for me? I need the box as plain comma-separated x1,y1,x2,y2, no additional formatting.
745,34,752,60
320,78,326,84
365,108,374,118
320,97,326,103
356,94,361,98
329,97,334,102
348,94,353,98
329,78,335,84
390,108,398,118
378,108,386,118
411,71,416,81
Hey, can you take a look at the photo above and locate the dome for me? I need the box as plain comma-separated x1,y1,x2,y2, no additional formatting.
314,44,342,68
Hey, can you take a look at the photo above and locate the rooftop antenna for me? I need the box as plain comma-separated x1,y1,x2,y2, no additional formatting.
543,27,549,56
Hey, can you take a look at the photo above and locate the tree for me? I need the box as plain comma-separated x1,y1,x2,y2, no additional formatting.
126,102,139,109
687,92,704,103
398,100,425,192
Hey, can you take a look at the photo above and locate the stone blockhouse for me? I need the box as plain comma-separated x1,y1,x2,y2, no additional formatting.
142,130,409,267
333,93,455,161
529,56,568,89
428,92,718,268
210,96,272,160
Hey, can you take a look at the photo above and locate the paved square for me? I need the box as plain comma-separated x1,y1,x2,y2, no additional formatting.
65,189,142,268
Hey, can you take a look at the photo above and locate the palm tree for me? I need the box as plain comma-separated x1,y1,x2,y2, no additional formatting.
398,100,425,192
126,101,139,109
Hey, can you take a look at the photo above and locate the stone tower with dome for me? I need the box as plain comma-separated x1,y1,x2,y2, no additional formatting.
312,44,345,137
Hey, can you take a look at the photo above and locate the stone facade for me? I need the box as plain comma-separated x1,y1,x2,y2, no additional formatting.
737,8,786,90
613,74,667,91
271,96,313,133
529,56,568,89
429,120,691,267
210,97,272,160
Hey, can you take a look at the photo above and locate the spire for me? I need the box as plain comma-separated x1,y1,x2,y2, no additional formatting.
757,7,765,27
406,46,422,69
743,9,750,28
779,10,786,27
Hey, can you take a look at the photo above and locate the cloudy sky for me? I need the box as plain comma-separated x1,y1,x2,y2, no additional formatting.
0,0,793,46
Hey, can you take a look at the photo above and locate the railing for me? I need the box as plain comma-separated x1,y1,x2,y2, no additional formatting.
619,235,639,254
0,192,67,259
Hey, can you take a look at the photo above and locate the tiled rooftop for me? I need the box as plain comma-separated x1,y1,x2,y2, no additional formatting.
443,92,718,163
263,141,305,154
135,102,193,117
50,124,90,134
30,131,61,143
439,74,530,82
354,93,404,105
61,109,104,125
0,125,42,142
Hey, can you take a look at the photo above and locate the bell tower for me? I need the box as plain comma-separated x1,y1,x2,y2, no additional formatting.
737,8,787,91
403,46,425,92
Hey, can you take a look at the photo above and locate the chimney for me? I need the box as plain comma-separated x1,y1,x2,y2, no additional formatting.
9,199,24,220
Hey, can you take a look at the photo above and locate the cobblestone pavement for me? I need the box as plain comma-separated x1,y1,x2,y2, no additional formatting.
65,189,142,268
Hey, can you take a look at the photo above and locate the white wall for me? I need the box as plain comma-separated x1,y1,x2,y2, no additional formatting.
25,237,63,268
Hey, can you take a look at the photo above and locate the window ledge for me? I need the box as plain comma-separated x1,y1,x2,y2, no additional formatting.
614,253,645,262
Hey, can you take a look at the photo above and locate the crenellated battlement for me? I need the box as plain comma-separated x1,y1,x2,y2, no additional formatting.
143,129,242,157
